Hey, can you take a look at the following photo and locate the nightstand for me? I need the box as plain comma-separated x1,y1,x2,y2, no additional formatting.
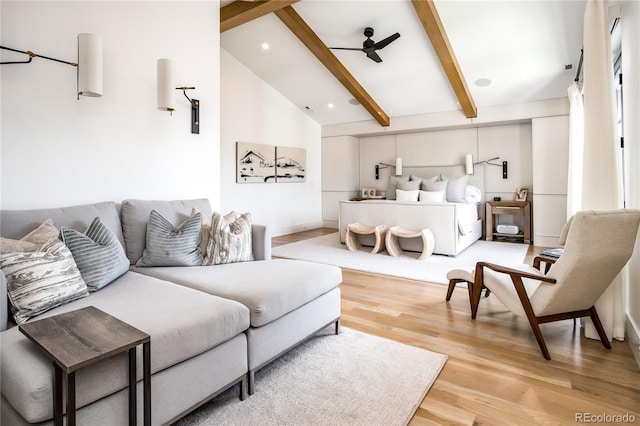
486,201,531,244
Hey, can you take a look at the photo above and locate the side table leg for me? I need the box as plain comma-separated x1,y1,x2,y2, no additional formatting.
53,363,63,426
67,371,76,426
129,347,137,426
143,341,151,426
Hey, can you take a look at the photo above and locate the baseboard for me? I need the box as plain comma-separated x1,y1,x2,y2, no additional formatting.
271,220,324,237
322,219,338,229
625,314,640,369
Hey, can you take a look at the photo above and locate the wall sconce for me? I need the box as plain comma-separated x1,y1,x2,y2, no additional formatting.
467,154,508,179
1,33,103,99
157,58,199,134
375,157,402,180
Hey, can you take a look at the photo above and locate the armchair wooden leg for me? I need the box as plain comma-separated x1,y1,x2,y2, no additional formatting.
471,266,486,320
446,279,464,301
588,306,612,349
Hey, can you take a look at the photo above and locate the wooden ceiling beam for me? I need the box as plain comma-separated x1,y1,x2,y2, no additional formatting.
221,0,299,33
411,0,477,118
274,6,390,127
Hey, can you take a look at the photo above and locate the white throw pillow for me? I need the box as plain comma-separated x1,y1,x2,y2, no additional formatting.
419,190,446,203
203,211,254,265
465,185,482,204
395,189,419,202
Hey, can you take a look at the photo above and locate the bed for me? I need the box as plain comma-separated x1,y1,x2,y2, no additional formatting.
338,165,484,257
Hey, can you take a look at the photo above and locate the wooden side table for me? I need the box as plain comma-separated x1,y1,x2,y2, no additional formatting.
19,306,151,426
486,201,531,244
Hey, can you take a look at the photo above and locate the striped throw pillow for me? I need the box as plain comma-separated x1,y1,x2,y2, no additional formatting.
203,211,254,265
61,217,130,292
1,238,88,324
136,210,203,267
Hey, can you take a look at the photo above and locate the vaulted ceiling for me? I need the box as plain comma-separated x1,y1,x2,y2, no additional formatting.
221,0,586,127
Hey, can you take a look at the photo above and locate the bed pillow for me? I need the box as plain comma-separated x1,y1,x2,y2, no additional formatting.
419,190,446,203
442,175,470,203
395,189,420,202
396,180,421,191
0,219,59,254
204,211,254,265
386,176,410,200
423,179,448,193
61,217,129,292
136,210,203,267
1,238,88,324
465,185,483,204
410,174,439,190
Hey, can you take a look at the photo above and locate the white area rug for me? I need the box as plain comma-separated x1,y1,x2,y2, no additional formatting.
177,327,447,426
272,233,528,284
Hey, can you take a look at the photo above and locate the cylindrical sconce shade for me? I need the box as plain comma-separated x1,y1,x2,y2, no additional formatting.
77,33,103,97
395,157,403,176
157,59,175,112
465,154,474,175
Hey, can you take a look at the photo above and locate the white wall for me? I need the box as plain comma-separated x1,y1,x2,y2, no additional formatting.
621,0,640,366
220,49,322,236
1,1,220,210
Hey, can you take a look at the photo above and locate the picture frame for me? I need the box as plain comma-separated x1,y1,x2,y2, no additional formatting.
236,142,276,183
515,188,528,201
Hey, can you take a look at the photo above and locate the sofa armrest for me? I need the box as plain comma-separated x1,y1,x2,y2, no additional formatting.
252,224,271,260
1,270,8,331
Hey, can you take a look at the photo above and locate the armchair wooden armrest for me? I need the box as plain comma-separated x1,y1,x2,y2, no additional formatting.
476,261,556,284
533,255,557,273
469,262,556,320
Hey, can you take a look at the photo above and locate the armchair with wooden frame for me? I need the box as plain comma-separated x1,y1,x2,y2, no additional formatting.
446,209,640,360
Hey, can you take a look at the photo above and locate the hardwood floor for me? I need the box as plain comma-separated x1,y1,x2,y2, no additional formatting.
273,229,640,426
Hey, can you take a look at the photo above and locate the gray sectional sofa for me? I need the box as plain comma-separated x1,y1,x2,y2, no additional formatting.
0,199,342,425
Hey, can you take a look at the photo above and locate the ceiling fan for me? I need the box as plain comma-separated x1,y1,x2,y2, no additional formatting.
329,27,401,63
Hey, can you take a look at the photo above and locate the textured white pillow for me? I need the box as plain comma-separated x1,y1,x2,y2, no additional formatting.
1,238,88,324
204,211,254,265
419,190,446,203
395,189,420,202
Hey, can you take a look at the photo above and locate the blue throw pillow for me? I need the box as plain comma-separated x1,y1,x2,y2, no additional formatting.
61,217,130,291
136,210,203,267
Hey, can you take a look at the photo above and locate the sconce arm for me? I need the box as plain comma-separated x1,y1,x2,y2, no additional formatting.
1,45,77,66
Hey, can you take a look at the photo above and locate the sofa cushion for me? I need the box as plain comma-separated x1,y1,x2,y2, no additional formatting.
132,259,342,327
136,210,203,267
0,271,249,423
0,202,124,247
61,217,130,291
121,199,212,264
203,211,254,265
1,238,89,324
0,219,59,254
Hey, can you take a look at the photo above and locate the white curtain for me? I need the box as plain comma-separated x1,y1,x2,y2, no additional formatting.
578,0,625,341
566,81,584,218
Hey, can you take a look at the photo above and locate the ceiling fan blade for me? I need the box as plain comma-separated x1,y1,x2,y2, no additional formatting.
366,51,383,63
373,32,400,50
329,47,365,52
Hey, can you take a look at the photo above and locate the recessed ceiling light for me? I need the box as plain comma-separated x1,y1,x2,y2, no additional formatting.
348,98,360,105
475,78,491,87
261,42,270,50
328,103,334,109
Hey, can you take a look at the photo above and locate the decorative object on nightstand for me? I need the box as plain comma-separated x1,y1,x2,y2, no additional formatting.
515,187,528,201
19,306,151,426
486,200,531,244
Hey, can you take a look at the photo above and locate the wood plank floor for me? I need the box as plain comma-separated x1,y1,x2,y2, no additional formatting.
273,229,640,426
